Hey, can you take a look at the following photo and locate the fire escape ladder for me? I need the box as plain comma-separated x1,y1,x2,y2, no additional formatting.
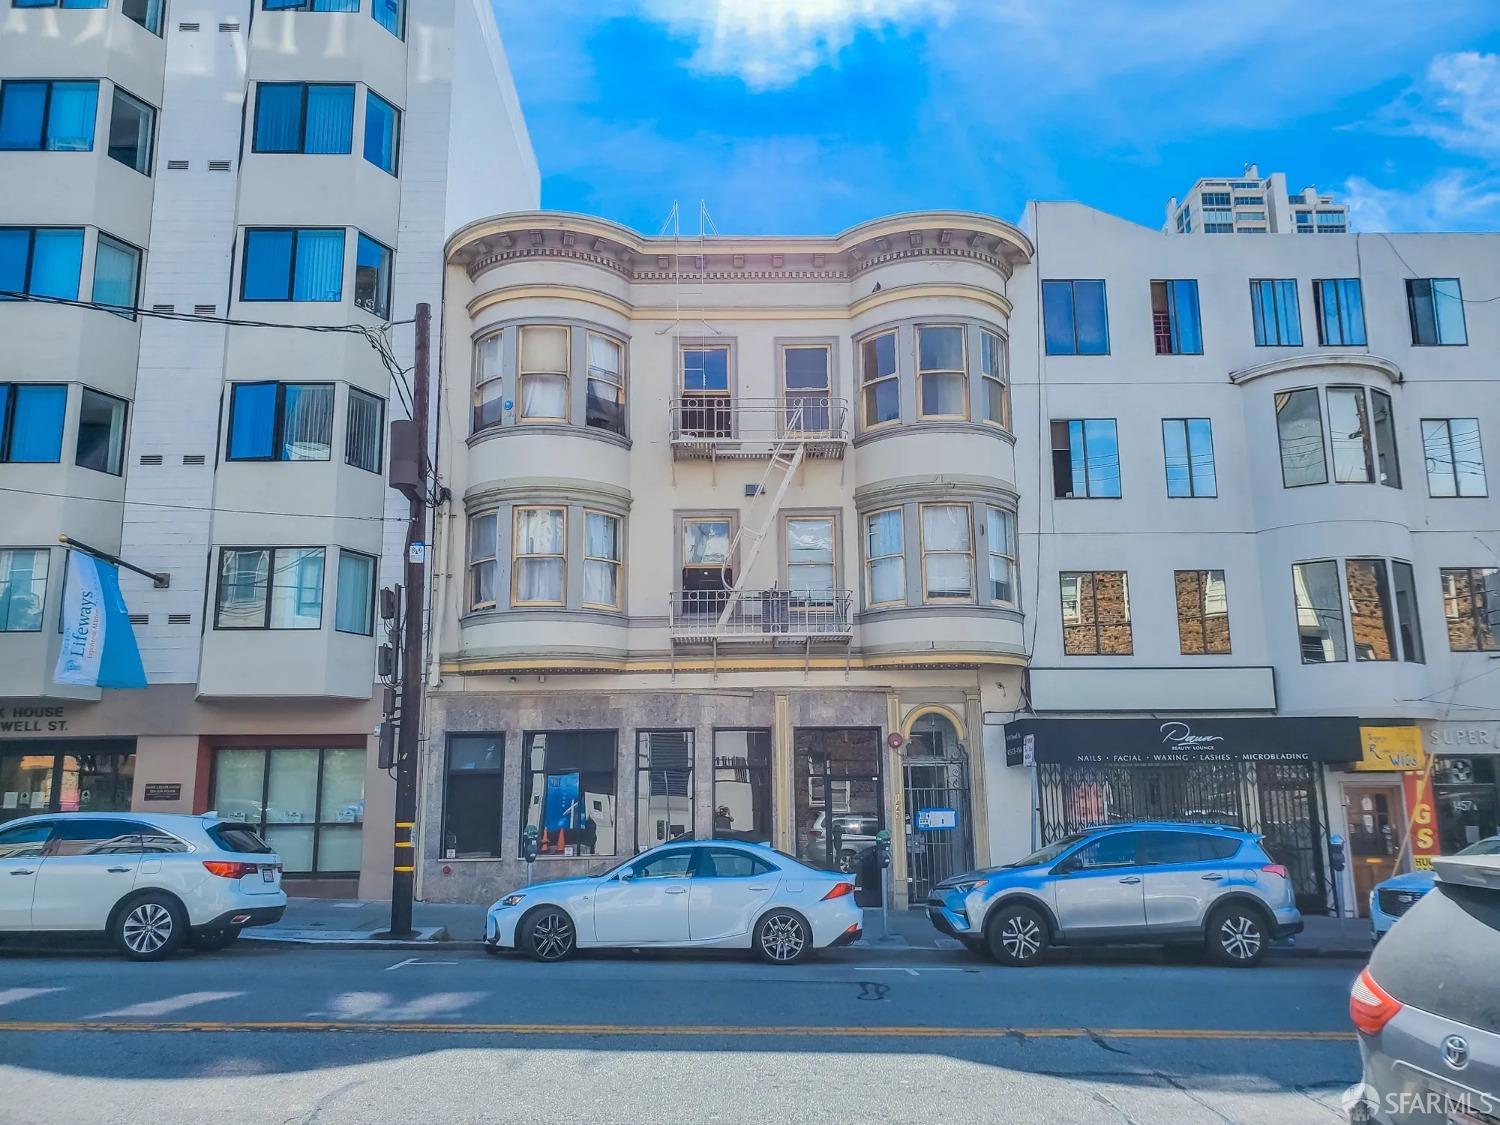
716,408,807,630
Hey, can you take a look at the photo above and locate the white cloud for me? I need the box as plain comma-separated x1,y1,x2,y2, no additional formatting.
1343,170,1500,232
640,0,951,90
1377,51,1500,156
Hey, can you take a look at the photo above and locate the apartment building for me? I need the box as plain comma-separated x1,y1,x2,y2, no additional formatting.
0,0,537,897
1166,164,1349,235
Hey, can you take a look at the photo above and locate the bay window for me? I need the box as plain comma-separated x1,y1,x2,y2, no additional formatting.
920,504,972,601
583,511,621,610
334,549,375,635
986,507,1016,605
0,79,96,152
345,388,384,473
226,382,334,461
1275,388,1327,487
91,233,141,315
252,83,354,155
585,333,625,435
860,331,898,427
473,334,503,432
354,233,391,320
0,227,84,300
214,546,325,630
0,383,67,463
980,330,1009,427
518,325,569,421
363,91,399,175
1292,560,1346,663
107,87,155,174
468,513,497,610
75,388,127,475
917,325,966,418
1327,386,1400,486
512,506,565,605
864,508,904,606
0,548,49,633
241,228,344,302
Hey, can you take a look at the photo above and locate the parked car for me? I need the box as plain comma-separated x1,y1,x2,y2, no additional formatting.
927,822,1301,967
484,839,862,964
0,812,285,960
800,811,879,873
1369,835,1500,943
1349,851,1500,1123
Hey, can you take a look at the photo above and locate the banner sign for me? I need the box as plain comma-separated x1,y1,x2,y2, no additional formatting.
1354,726,1427,772
53,551,147,690
1004,717,1362,767
1402,772,1440,871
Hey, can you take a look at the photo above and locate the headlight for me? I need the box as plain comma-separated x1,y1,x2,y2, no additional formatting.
947,879,989,895
499,893,526,907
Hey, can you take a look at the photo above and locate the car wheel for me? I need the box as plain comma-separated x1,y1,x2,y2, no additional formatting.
520,908,576,963
986,904,1049,966
113,894,187,962
1205,903,1268,967
188,927,241,952
837,851,857,874
754,909,811,965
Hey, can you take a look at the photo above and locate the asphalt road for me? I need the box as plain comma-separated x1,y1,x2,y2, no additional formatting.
0,942,1366,1125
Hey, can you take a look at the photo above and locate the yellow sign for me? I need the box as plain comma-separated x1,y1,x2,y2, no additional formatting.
1355,726,1427,772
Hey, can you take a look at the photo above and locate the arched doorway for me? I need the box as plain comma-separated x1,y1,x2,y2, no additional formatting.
902,709,974,903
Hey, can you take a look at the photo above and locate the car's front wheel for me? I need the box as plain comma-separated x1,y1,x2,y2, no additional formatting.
754,909,811,965
188,927,241,952
113,894,187,961
1205,902,1268,967
520,908,576,963
986,903,1049,966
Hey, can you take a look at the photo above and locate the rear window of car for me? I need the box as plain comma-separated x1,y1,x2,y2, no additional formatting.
1370,879,1500,1034
208,824,273,854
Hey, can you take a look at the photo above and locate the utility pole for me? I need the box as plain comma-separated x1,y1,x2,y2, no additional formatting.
385,302,430,938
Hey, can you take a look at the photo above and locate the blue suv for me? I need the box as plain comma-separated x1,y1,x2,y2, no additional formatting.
928,822,1303,967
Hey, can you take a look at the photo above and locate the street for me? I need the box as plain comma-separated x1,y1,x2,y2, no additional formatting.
0,943,1364,1124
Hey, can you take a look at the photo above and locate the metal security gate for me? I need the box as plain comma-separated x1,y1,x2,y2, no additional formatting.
904,756,974,904
1037,759,1330,914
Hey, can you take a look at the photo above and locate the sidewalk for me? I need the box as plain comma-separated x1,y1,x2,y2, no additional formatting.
246,898,1372,957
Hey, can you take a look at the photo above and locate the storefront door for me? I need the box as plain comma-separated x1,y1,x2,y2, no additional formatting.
794,728,883,906
1344,784,1405,918
0,740,136,823
902,713,974,904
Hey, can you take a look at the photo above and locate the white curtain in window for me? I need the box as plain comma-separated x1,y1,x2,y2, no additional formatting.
786,518,833,596
522,373,567,419
684,521,730,565
584,513,619,607
866,510,903,604
515,509,564,603
587,335,620,381
516,558,563,603
281,383,333,460
923,506,969,551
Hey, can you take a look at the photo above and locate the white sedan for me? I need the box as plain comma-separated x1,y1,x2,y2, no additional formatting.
484,840,863,964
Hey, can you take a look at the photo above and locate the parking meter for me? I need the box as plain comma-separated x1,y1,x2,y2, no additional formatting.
875,829,892,870
1329,834,1346,872
522,825,540,882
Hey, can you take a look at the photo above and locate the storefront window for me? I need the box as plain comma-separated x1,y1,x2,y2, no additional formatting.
636,730,693,851
521,730,617,857
0,743,134,824
1433,756,1499,854
712,730,770,843
211,747,365,874
442,733,503,859
794,728,882,901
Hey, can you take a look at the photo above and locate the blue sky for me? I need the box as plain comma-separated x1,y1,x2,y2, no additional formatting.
491,1,1500,236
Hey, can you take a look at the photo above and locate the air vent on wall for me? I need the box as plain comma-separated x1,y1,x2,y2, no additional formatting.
193,304,216,315
168,613,192,626
165,159,189,171
139,454,163,466
128,614,149,626
152,303,174,314
207,160,232,172
177,21,199,31
182,454,206,465
218,21,239,31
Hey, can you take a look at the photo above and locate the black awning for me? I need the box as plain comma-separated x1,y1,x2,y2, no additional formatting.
1004,717,1362,767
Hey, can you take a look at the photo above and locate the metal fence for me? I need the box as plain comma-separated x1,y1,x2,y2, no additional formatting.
668,589,854,641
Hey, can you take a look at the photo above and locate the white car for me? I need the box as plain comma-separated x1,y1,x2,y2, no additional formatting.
485,840,863,964
0,812,286,960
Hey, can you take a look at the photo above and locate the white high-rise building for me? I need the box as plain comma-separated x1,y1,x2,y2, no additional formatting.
0,0,537,897
1166,163,1349,235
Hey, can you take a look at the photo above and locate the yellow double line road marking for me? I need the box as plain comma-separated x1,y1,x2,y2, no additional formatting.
0,1020,1352,1041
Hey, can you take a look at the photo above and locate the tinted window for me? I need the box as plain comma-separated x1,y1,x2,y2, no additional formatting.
0,821,52,859
49,818,142,856
136,825,190,853
697,848,773,878
632,850,694,879
1204,835,1242,860
1068,833,1138,869
208,824,273,853
1140,831,1206,865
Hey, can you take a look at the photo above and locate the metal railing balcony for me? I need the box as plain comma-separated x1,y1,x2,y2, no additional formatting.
668,396,850,459
669,589,854,642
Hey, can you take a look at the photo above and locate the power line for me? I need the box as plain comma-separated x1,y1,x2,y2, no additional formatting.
1,483,404,524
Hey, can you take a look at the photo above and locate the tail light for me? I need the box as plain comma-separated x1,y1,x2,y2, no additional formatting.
202,860,257,879
821,882,856,901
1260,864,1289,880
1350,967,1402,1035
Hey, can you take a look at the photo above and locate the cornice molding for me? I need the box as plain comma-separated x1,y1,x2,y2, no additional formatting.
461,477,633,511
1229,351,1403,386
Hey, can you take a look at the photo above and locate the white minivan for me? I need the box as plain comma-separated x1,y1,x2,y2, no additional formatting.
0,812,286,960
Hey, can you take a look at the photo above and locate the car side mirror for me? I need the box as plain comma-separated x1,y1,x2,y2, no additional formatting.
1052,860,1077,877
618,871,634,883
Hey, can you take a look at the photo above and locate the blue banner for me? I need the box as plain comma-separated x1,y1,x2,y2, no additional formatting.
543,771,582,834
53,551,147,689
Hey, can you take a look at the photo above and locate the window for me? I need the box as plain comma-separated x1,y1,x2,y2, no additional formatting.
518,325,568,421
75,388,127,475
1176,570,1230,655
583,511,621,610
0,548,49,632
11,0,106,7
226,382,334,461
1060,571,1132,655
473,334,503,432
107,87,154,173
681,517,732,601
713,729,771,842
986,506,1016,605
1315,213,1347,232
345,387,384,473
1204,223,1234,234
917,325,965,418
0,383,67,462
585,333,625,435
1139,831,1232,865
442,734,503,859
1051,419,1120,498
1346,559,1412,663
697,847,774,878
1407,279,1467,346
0,227,84,300
468,513,497,610
786,516,835,601
211,747,364,874
1422,418,1486,498
353,234,391,319
1042,279,1109,355
521,730,617,857
1067,833,1138,869
241,228,344,302
363,90,399,174
122,0,164,34
264,0,360,10
980,330,1009,427
0,80,96,152
214,546,325,630
859,331,898,427
252,83,354,155
0,822,53,858
1161,418,1215,498
1391,560,1425,664
1151,279,1202,355
632,850,693,878
679,344,731,437
1313,279,1366,346
92,233,140,314
920,504,972,601
637,731,693,851
1275,388,1327,487
1201,192,1231,207
512,506,565,606
783,344,831,432
1327,386,1400,486
1250,279,1301,346
1442,567,1499,653
1292,560,1346,663
864,508,904,606
372,0,403,38
334,549,374,635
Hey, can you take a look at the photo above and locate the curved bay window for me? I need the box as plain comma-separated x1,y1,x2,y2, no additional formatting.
518,325,569,422
512,506,565,606
917,325,966,419
860,331,898,429
586,333,625,435
920,504,973,602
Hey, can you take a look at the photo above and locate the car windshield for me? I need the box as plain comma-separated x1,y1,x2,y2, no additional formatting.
1002,833,1087,868
1457,838,1500,857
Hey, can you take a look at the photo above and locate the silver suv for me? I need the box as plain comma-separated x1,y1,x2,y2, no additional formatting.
928,822,1303,967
